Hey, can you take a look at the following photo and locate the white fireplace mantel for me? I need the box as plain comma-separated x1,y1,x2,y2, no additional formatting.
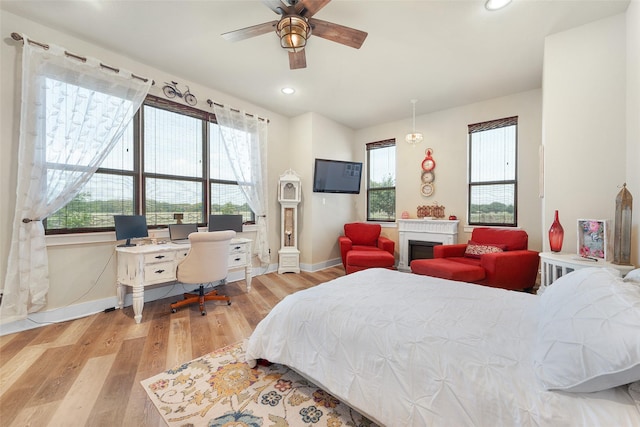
397,219,459,271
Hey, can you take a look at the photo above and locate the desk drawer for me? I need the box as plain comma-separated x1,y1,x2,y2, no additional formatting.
175,249,190,260
228,252,247,268
144,261,176,282
229,243,247,255
144,251,175,264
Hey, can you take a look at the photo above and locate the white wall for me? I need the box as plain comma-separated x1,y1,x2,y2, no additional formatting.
309,113,357,267
355,89,543,251
287,112,358,269
542,12,635,263
627,1,640,266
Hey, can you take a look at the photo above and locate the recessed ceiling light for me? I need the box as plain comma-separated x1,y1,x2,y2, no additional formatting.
281,87,295,95
485,0,512,11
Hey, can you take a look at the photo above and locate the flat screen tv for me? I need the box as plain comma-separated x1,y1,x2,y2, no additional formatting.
114,215,148,247
313,158,362,194
209,214,243,232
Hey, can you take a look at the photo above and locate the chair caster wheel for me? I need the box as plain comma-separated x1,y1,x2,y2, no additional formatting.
227,301,232,306
201,311,206,316
171,308,177,313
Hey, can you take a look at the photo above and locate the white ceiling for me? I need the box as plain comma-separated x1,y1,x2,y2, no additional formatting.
1,0,630,129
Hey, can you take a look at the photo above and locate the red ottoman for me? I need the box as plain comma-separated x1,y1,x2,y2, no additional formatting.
410,258,485,282
345,250,395,274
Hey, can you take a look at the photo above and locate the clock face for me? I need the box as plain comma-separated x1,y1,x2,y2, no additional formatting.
421,158,435,171
421,183,434,197
421,171,434,184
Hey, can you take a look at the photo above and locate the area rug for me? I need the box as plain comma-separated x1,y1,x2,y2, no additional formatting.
141,341,379,427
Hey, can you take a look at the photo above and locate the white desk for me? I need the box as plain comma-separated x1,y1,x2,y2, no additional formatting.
538,252,635,294
116,238,252,323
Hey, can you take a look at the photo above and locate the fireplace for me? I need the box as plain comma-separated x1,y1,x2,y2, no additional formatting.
409,240,441,263
397,219,459,271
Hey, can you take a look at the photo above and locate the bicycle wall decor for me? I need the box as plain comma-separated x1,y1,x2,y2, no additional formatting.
162,81,197,106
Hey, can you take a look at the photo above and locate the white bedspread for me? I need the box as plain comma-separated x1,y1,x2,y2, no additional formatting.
246,268,640,427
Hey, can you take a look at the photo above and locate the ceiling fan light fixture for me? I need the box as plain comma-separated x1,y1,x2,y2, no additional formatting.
405,99,424,146
277,15,311,52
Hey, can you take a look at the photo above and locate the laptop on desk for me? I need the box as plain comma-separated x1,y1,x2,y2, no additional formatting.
168,223,198,244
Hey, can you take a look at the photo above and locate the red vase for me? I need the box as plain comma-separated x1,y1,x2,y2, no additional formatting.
548,210,564,252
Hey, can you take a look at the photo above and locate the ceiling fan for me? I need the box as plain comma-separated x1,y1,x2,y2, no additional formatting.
221,0,368,70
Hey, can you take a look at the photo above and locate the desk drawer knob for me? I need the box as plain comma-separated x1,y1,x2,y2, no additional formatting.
155,255,165,259
233,246,241,250
234,257,241,262
155,269,165,274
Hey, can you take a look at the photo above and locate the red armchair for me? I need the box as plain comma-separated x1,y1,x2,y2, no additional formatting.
339,223,396,274
410,227,539,291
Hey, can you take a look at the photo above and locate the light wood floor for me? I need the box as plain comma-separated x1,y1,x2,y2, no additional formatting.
0,266,345,427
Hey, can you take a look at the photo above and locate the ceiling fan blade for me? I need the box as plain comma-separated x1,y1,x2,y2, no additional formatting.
295,0,331,17
221,21,278,42
308,18,367,49
289,50,307,69
262,0,292,15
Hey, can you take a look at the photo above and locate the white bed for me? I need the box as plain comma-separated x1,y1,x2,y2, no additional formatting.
246,267,640,427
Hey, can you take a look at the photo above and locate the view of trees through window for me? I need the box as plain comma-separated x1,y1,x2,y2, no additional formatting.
367,139,396,221
46,96,253,233
468,116,518,226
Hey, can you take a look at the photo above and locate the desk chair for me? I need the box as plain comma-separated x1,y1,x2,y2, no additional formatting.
170,230,236,315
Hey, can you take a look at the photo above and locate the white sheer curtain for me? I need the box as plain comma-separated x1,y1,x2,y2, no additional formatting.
213,105,270,265
1,35,151,324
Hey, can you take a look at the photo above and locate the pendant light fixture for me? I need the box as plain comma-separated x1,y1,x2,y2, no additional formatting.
405,99,424,146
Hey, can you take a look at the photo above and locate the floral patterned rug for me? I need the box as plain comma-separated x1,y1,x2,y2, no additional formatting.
141,341,379,427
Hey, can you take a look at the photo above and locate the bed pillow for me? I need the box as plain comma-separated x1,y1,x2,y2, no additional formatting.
463,241,506,259
624,268,640,284
533,267,640,392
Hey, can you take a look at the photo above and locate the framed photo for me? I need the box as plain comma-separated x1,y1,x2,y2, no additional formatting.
577,219,610,260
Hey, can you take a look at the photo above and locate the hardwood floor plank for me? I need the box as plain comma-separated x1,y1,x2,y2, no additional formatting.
8,400,60,427
0,346,70,424
85,338,146,426
0,327,43,364
46,353,117,427
165,316,192,370
26,321,71,347
137,317,170,378
0,346,47,399
0,267,344,427
50,314,95,347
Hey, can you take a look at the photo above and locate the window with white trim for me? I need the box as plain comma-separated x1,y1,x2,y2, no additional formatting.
366,139,396,221
467,116,518,226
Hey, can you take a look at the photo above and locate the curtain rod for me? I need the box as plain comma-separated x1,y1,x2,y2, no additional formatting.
10,32,154,85
207,99,269,123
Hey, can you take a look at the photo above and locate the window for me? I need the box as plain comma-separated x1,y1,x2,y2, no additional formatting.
209,123,254,223
144,104,205,226
366,139,396,221
46,95,253,233
46,106,138,231
468,116,518,226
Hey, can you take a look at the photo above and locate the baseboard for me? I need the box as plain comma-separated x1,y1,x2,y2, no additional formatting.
300,258,342,272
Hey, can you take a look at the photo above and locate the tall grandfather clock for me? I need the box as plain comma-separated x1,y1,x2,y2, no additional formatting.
278,169,301,274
